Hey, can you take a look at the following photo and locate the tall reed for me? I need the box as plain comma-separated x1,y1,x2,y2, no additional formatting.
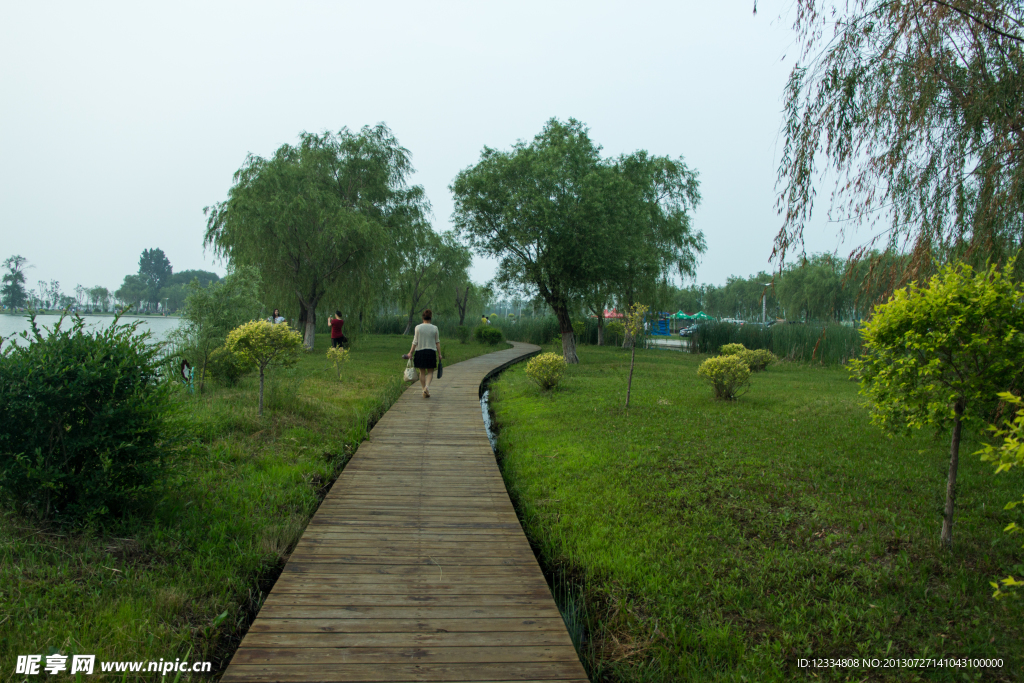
690,322,862,365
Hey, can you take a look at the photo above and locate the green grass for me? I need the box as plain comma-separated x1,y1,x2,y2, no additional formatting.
0,333,504,679
490,345,1023,682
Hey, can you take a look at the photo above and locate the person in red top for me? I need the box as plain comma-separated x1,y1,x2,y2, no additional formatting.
329,311,346,348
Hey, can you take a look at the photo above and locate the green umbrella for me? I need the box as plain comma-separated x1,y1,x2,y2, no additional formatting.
693,311,714,320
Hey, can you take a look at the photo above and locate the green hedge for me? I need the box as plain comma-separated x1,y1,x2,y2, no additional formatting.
0,314,173,526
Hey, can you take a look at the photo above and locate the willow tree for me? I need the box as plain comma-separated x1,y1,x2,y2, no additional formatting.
204,124,426,349
451,118,704,363
772,0,1024,274
612,151,704,347
394,228,471,334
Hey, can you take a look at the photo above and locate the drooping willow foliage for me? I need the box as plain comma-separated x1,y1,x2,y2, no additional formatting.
770,0,1024,278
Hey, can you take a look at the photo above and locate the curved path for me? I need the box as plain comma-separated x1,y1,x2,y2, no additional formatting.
222,342,588,683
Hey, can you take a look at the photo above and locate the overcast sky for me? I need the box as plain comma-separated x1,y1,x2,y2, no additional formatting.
1,1,844,297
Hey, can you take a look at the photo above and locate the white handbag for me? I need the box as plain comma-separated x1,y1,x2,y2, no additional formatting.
403,359,418,382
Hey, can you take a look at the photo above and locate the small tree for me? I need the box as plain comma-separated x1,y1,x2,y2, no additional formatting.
850,260,1024,547
327,346,350,381
225,320,302,415
1,255,30,311
978,392,1024,599
624,303,649,409
171,268,263,393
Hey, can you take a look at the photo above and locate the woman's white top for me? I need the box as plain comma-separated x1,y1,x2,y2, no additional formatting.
413,323,440,351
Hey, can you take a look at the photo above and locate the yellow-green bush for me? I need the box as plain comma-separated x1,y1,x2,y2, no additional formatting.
326,346,350,380
525,352,567,390
738,348,777,372
697,355,751,400
719,342,747,356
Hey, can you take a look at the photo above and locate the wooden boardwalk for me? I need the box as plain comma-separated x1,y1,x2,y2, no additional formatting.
222,342,589,683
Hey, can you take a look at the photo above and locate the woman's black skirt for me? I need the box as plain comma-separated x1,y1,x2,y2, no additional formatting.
414,349,437,369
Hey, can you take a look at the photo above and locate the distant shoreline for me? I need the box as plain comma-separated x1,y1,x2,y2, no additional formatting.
2,311,181,318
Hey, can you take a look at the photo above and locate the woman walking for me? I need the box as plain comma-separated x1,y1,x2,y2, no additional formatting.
405,309,442,398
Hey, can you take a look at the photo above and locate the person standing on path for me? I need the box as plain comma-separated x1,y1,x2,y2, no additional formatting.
329,311,346,348
269,309,286,324
405,309,442,398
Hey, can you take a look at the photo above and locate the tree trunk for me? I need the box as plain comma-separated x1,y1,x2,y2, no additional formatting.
941,401,965,548
258,367,265,416
554,305,578,364
625,344,637,408
596,315,605,346
298,295,318,351
403,303,418,335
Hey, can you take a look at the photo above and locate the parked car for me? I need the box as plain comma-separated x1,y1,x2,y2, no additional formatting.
679,325,699,337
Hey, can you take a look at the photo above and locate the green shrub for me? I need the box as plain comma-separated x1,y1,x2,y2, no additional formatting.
0,314,172,526
697,355,751,400
605,321,625,345
455,325,471,344
206,345,251,386
738,348,777,372
720,342,747,356
526,352,567,390
474,325,504,345
572,320,585,340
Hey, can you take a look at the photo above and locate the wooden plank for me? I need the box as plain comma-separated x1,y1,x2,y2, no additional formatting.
244,618,570,634
222,663,587,682
222,343,588,682
239,631,575,648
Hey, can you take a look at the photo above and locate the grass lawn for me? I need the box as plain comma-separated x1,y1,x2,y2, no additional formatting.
0,333,504,678
490,345,1024,682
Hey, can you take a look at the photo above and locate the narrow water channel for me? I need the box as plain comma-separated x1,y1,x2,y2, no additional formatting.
478,373,593,672
479,388,499,452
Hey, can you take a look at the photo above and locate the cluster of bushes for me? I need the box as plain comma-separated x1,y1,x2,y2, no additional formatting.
697,343,778,400
0,315,174,526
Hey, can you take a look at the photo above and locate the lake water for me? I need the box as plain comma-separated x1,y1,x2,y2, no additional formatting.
0,314,183,348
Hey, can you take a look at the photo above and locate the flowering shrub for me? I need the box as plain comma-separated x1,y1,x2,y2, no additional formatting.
697,355,751,400
526,352,567,390
327,346,350,380
738,348,777,372
719,343,747,356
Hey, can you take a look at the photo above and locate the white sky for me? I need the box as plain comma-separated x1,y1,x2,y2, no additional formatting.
0,1,845,296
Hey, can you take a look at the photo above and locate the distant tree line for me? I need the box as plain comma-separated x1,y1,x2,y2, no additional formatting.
666,251,908,323
0,249,220,314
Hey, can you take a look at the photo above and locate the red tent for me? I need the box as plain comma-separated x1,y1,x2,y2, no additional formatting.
603,309,624,318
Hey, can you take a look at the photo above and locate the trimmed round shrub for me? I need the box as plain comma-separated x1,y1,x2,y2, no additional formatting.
206,345,251,386
572,320,585,339
454,325,471,344
0,314,172,526
738,348,777,372
474,325,504,345
719,343,747,356
697,355,751,400
526,352,567,390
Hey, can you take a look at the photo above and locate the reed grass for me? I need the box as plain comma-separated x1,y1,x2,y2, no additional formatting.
690,321,863,365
